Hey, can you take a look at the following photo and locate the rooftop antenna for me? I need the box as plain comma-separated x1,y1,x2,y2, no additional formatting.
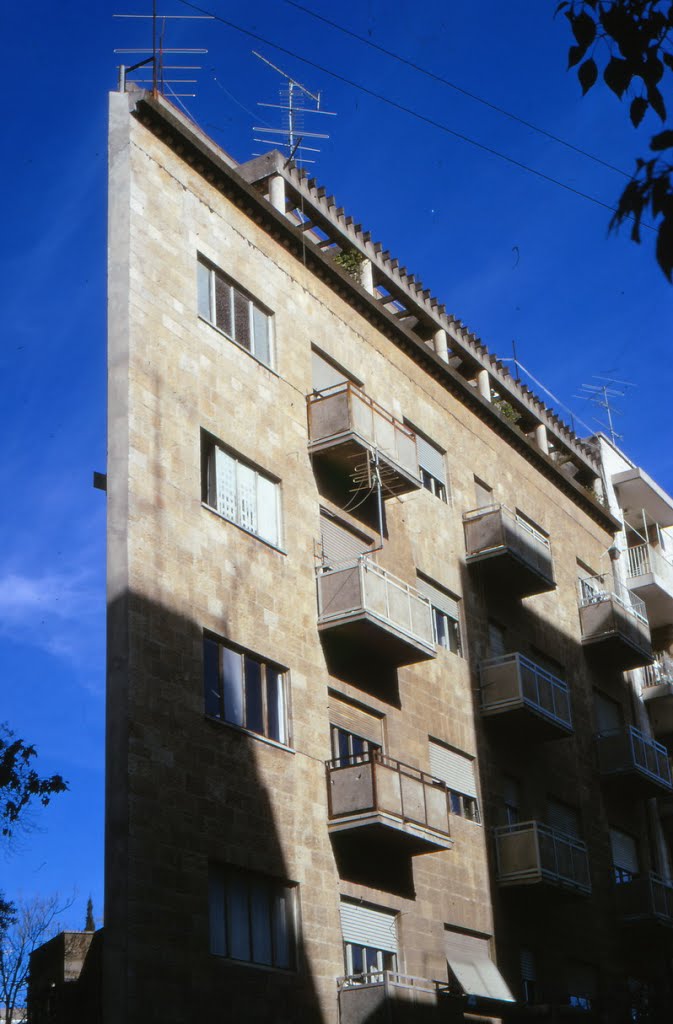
252,51,336,166
574,375,635,445
114,5,212,96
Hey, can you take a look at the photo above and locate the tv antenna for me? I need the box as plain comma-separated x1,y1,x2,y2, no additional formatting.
574,375,635,445
252,51,336,166
114,3,212,97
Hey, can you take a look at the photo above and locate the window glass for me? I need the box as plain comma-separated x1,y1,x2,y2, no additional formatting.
253,306,271,366
198,258,273,368
214,275,232,336
237,462,258,534
210,866,296,969
226,874,251,961
257,474,280,547
204,635,289,744
250,879,273,966
205,437,282,548
233,288,251,349
197,260,211,320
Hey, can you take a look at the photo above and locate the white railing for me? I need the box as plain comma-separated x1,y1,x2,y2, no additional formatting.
627,542,673,593
578,576,648,624
643,654,673,688
338,970,449,996
316,556,435,649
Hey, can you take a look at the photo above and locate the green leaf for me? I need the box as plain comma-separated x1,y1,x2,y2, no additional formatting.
650,130,673,151
568,43,586,68
630,97,648,127
570,10,597,47
579,58,598,94
604,56,632,98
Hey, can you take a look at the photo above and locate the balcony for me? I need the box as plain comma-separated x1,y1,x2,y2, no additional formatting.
494,821,591,895
626,543,673,629
614,872,673,929
577,579,653,671
463,505,555,597
595,725,672,797
316,557,436,667
479,653,573,740
307,383,422,496
642,656,673,747
326,752,452,856
338,972,451,1024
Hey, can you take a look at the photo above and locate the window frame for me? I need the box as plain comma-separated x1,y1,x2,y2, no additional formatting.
209,864,298,970
406,423,449,504
202,432,283,550
197,256,274,369
203,632,291,747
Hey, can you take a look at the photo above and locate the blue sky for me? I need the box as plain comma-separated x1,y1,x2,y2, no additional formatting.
2,0,671,931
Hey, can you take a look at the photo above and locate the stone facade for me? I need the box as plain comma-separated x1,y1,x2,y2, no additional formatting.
105,87,672,1024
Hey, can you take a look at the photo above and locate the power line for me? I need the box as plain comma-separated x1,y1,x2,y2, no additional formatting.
175,0,654,231
286,0,630,181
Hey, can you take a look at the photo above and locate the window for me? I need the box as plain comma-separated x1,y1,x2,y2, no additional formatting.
609,827,640,883
340,900,398,982
311,348,359,391
487,620,507,658
520,949,536,1004
474,476,493,508
203,435,282,548
429,740,480,822
331,727,381,764
445,929,515,1004
417,576,461,654
411,429,448,502
503,776,521,826
566,963,597,1011
547,799,581,839
209,865,296,969
203,634,289,745
197,258,273,367
328,694,383,764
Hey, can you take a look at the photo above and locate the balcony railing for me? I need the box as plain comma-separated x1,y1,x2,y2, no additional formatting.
326,751,451,854
577,577,652,669
316,556,436,666
479,653,572,738
614,872,673,927
625,543,673,629
642,657,673,747
595,725,672,794
643,654,673,690
338,972,451,1024
494,821,591,894
307,383,421,495
463,504,555,596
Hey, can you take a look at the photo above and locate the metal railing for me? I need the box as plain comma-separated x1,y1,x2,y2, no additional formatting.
316,556,435,649
613,871,673,924
479,652,572,730
338,970,450,995
326,750,451,838
627,542,673,593
494,820,591,893
596,725,672,788
463,504,554,584
643,654,673,689
577,576,648,624
307,382,420,481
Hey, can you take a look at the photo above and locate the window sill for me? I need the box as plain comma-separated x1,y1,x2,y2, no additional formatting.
209,952,298,974
205,714,295,755
198,315,279,377
202,503,287,554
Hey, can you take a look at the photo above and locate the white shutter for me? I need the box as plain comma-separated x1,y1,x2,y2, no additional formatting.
215,448,237,523
329,696,383,746
445,930,515,1004
594,692,621,733
416,435,445,483
312,350,349,392
609,828,640,874
547,800,580,838
340,901,398,953
429,741,477,798
257,474,280,546
320,514,370,566
236,462,257,534
416,577,459,620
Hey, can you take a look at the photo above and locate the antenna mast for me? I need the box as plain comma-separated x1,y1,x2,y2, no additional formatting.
574,375,635,445
252,51,335,166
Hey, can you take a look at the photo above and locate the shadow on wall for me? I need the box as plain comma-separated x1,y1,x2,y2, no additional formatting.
104,589,330,1024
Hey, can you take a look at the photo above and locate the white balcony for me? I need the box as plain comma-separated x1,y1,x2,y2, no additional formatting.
479,653,572,740
494,821,591,895
316,557,436,667
642,656,673,746
612,467,673,529
626,543,673,629
326,752,452,856
578,578,653,670
338,972,451,1024
463,504,555,597
307,383,422,496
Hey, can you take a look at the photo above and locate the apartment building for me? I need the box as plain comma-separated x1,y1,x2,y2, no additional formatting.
103,84,672,1024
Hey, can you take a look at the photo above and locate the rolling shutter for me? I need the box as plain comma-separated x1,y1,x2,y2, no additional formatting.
594,692,621,733
416,577,459,620
609,828,640,874
520,949,536,983
547,800,580,838
340,901,398,953
312,350,349,392
487,621,507,659
320,513,371,566
429,741,477,798
328,696,383,747
416,435,446,484
445,930,515,1004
